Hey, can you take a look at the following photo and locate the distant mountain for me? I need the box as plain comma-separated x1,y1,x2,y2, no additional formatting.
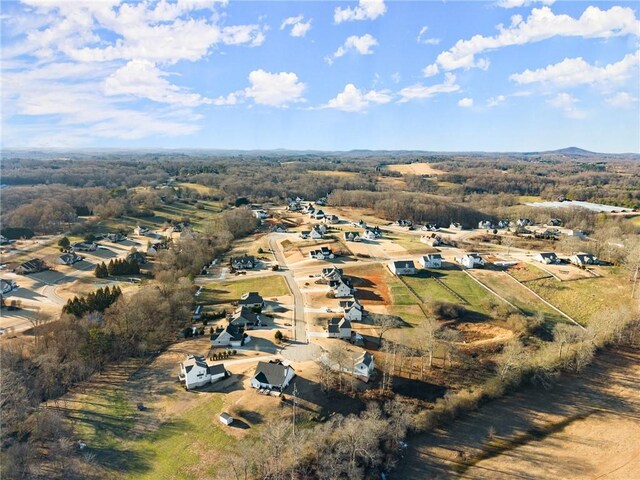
546,147,597,156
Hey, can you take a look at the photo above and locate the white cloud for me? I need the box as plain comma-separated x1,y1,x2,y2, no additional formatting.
458,97,474,107
417,26,440,45
323,84,392,112
423,63,439,78
280,15,312,37
9,1,266,65
391,72,401,84
334,0,386,24
104,59,210,107
429,6,640,72
487,95,506,107
326,34,378,64
510,50,640,87
244,69,306,107
605,91,639,109
547,92,586,119
398,73,460,103
496,0,555,9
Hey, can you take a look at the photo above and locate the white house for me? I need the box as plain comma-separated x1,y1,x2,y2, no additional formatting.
389,260,416,276
421,234,444,247
237,292,264,309
311,210,325,220
534,252,559,264
324,215,340,224
322,350,376,382
420,253,443,268
71,242,97,252
58,252,83,265
352,352,376,381
449,223,463,230
326,317,352,339
329,279,353,298
231,255,256,270
363,229,377,241
458,253,485,269
210,325,249,347
250,361,295,391
340,299,364,322
309,227,324,240
571,252,596,266
252,210,269,220
179,355,227,390
1,279,17,295
422,223,440,232
478,220,494,229
309,247,334,260
229,307,262,329
133,225,149,235
322,266,343,282
344,231,361,242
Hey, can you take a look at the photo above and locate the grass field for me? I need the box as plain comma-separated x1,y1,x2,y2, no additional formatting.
70,385,233,479
175,182,215,195
201,275,290,304
98,200,223,234
469,270,568,325
508,263,550,282
385,232,437,254
517,195,543,203
307,170,359,178
526,268,633,325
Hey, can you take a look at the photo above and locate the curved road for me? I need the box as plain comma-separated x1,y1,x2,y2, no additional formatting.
269,238,307,342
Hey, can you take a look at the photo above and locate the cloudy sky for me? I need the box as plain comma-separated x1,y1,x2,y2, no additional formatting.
1,0,639,152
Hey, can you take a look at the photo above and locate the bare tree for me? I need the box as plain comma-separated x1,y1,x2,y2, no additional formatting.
372,314,402,346
416,318,440,375
438,328,463,369
495,339,527,381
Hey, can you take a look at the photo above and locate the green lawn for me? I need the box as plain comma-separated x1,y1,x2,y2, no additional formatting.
470,270,568,326
202,275,290,304
385,232,437,254
386,273,417,306
508,263,550,283
388,305,428,325
526,268,633,325
70,387,233,479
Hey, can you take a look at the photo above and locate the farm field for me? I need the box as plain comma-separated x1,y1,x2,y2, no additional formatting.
385,232,437,254
386,163,446,176
201,275,290,304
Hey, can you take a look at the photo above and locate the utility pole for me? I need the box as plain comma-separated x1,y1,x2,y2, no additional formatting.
632,265,639,300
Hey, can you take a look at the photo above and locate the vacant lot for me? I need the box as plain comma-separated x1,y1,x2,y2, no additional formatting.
526,269,633,325
398,346,640,480
387,163,446,176
469,269,568,325
201,275,290,304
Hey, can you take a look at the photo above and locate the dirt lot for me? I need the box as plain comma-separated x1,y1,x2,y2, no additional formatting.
397,346,640,480
386,162,446,176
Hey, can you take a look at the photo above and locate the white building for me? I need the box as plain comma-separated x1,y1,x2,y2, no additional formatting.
534,252,559,264
251,361,295,391
571,252,596,266
389,260,416,276
179,355,227,390
340,299,364,322
458,253,485,269
329,279,353,298
420,253,443,268
210,325,249,347
326,317,352,339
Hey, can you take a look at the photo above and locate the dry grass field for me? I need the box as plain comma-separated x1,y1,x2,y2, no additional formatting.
386,163,446,176
398,346,640,480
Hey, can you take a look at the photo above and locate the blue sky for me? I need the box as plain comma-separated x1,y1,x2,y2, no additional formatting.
1,0,639,152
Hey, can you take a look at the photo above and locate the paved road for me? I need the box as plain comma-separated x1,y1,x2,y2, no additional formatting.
269,237,307,342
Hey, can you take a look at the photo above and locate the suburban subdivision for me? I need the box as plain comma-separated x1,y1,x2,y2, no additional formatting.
1,151,639,480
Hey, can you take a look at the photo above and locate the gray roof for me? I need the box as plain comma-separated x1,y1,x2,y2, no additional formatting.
328,316,351,332
211,324,244,342
538,252,557,259
425,253,442,260
238,292,263,305
231,307,260,325
392,260,415,269
357,351,373,367
253,361,293,387
207,364,227,376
